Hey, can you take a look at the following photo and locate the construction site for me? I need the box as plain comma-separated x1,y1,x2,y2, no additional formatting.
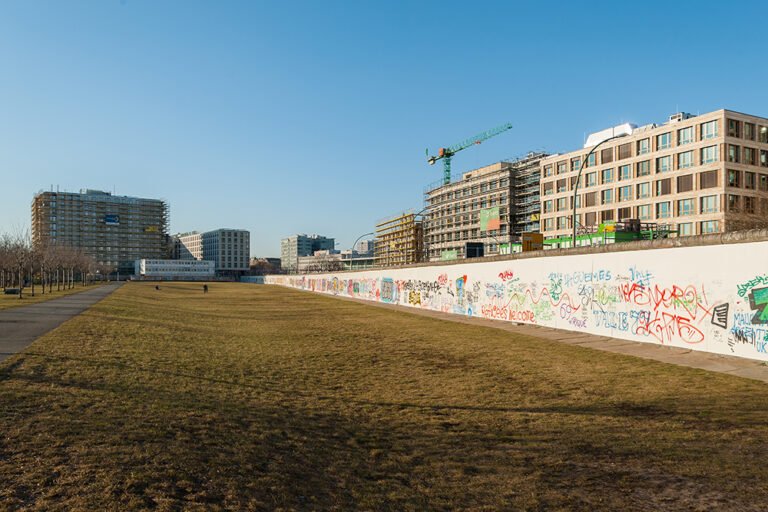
373,211,424,267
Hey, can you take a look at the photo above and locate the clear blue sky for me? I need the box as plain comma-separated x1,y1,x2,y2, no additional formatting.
2,0,766,256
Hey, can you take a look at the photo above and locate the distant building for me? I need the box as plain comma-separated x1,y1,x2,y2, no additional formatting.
374,212,423,267
297,250,343,273
175,232,202,260
202,229,250,277
31,189,169,275
280,234,335,272
355,239,375,254
539,109,768,244
134,259,215,280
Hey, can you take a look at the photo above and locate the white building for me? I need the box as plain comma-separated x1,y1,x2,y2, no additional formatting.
202,228,251,275
134,259,215,279
176,232,203,260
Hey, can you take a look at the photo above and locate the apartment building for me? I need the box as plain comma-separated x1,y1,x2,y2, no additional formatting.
423,152,548,261
175,231,203,260
539,109,768,243
280,234,335,272
201,229,250,276
374,212,423,267
31,189,169,275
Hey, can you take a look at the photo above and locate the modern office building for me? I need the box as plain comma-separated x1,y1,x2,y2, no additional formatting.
374,212,424,267
134,259,215,280
175,232,203,260
31,189,169,275
538,109,768,244
280,234,335,272
201,229,250,276
423,152,548,261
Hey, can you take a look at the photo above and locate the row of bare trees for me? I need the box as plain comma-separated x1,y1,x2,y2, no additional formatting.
0,232,114,299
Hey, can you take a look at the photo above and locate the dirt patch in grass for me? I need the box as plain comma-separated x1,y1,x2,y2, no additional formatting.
1,282,767,511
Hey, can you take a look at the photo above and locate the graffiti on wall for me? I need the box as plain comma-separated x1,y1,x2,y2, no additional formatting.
266,243,768,362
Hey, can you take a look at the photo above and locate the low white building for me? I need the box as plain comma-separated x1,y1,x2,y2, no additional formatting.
134,259,215,280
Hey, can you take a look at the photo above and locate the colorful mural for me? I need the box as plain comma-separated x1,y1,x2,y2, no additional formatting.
266,242,768,362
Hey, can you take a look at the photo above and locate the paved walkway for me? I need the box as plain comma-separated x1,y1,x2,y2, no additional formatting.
0,283,122,363
330,293,768,384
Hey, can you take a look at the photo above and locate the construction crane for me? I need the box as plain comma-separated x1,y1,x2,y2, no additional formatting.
427,122,513,185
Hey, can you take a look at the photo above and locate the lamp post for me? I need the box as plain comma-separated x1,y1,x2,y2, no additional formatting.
571,130,632,248
348,232,374,271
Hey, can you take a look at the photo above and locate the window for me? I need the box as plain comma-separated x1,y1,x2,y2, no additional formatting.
618,143,631,160
601,209,614,222
618,207,631,220
571,157,582,171
543,165,553,177
701,120,719,140
618,185,632,202
586,172,597,187
557,178,567,193
678,126,693,145
728,169,741,188
701,145,719,164
760,126,768,143
601,189,613,204
761,150,768,167
728,144,740,163
637,138,650,155
618,164,632,181
601,168,614,184
556,197,568,211
745,196,756,214
657,132,671,150
701,220,719,234
678,150,693,169
727,194,740,212
727,119,740,137
585,212,597,226
677,174,694,193
656,155,671,173
678,223,694,236
700,170,718,189
585,154,595,168
637,160,651,177
543,200,553,213
700,195,719,213
637,204,651,220
544,218,554,231
745,122,755,140
557,161,567,174
637,182,651,198
584,191,597,207
655,178,671,196
557,216,568,229
760,174,768,192
601,147,613,164
542,182,554,195
656,202,671,219
745,172,756,190
744,147,755,166
678,198,695,216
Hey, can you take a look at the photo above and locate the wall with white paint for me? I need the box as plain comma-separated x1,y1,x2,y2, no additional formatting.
266,241,768,361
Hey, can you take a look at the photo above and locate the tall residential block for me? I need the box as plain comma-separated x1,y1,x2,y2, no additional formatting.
539,109,768,244
423,152,548,261
175,231,203,260
201,229,251,276
374,212,423,267
31,189,169,274
280,234,335,271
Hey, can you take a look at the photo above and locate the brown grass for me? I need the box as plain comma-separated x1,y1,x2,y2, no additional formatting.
1,282,767,511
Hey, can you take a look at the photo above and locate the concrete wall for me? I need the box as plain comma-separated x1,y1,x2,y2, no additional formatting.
266,240,768,362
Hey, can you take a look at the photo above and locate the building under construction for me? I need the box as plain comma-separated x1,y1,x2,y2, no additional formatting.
374,211,424,267
31,189,170,275
423,152,548,261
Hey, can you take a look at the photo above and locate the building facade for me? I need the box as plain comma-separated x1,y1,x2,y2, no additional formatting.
201,229,250,276
134,259,215,280
374,212,423,267
175,232,203,260
31,189,169,275
424,152,548,262
280,234,335,272
539,109,768,244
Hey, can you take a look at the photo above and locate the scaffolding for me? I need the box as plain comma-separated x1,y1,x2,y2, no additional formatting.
374,211,424,267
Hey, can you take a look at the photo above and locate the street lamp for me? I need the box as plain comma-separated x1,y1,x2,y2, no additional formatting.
571,126,633,248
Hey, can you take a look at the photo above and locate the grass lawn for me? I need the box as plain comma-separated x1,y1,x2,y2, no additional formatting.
1,282,767,511
0,283,106,311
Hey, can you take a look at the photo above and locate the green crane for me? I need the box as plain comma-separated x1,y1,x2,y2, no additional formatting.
427,122,514,185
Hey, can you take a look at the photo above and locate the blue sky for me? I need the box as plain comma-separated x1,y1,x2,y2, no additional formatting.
2,0,766,256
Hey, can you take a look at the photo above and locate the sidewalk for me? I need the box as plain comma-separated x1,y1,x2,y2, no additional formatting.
332,293,768,384
0,283,122,363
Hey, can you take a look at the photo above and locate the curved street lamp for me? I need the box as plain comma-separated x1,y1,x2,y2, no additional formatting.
348,232,374,270
571,128,633,248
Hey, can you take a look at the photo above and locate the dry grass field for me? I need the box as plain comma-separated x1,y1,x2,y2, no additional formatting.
1,282,768,511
